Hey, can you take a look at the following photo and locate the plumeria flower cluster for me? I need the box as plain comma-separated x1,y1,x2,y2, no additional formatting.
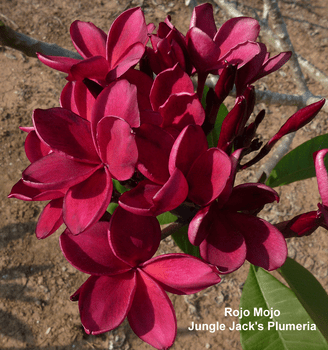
9,3,326,349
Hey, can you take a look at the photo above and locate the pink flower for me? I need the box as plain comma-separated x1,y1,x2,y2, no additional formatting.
9,79,140,235
38,7,154,84
119,124,232,216
169,124,232,207
190,185,287,273
60,207,221,349
9,127,65,239
146,16,192,75
235,43,291,96
188,151,287,274
187,3,260,73
186,3,261,97
149,64,205,136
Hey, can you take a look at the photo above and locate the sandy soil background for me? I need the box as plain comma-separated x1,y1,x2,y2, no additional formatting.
0,0,327,349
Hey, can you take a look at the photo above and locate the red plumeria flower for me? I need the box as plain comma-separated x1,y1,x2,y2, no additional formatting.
189,183,287,274
169,124,232,207
235,42,291,96
119,124,232,216
38,7,154,84
9,127,65,239
186,3,261,97
118,167,189,216
149,64,205,137
9,79,140,235
60,207,221,349
60,68,157,124
146,15,192,75
188,150,287,274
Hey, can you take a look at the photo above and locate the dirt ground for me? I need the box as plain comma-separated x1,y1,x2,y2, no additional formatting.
0,0,328,349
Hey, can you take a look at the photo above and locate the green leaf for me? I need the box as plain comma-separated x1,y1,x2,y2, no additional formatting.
200,85,229,148
240,265,328,350
171,226,201,258
278,257,328,342
201,85,210,109
266,134,328,187
207,103,229,148
157,212,178,225
107,202,119,215
112,179,129,193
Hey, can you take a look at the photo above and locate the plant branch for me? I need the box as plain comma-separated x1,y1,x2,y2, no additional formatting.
204,74,328,113
267,0,308,94
255,132,296,182
0,21,82,59
161,220,186,240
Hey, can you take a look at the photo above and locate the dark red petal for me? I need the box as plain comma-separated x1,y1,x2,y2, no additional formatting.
70,20,107,59
97,116,137,181
234,43,267,94
8,179,65,201
276,211,319,238
268,99,326,148
73,81,96,121
119,169,188,217
24,130,51,163
108,206,161,266
294,211,320,236
33,108,99,163
214,17,260,56
136,124,174,184
217,96,247,150
37,53,81,73
159,92,205,130
151,167,188,216
106,42,145,81
63,167,113,235
187,148,232,206
121,69,153,110
318,203,328,227
60,221,130,275
68,56,109,81
140,110,163,126
92,80,140,134
190,3,217,39
150,64,194,111
22,152,99,190
253,51,292,83
186,27,221,71
200,211,246,274
79,273,136,335
106,8,148,66
228,212,287,271
19,126,34,133
128,270,176,350
155,37,175,69
169,124,208,177
142,253,220,294
216,149,242,208
60,82,79,115
119,180,159,216
225,183,279,211
188,204,213,246
36,197,63,239
219,41,261,69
